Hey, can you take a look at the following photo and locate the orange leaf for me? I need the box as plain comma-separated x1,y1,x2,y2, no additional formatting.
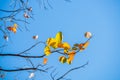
43,58,48,64
68,51,76,61
67,51,75,64
83,41,89,49
7,27,17,33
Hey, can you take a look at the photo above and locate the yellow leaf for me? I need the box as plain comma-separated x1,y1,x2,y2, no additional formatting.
46,32,63,48
44,46,51,56
62,42,70,53
55,31,63,44
46,38,56,48
12,27,17,33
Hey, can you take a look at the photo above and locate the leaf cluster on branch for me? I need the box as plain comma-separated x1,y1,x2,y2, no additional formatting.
0,31,92,80
0,0,92,80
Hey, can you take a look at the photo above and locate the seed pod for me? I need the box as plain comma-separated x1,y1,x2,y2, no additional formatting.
28,7,32,11
24,13,29,18
3,35,8,41
33,35,38,40
85,32,92,38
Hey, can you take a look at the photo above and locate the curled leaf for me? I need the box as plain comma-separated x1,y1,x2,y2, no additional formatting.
59,56,67,63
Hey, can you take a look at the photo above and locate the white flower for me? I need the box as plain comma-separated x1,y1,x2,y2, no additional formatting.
29,72,34,78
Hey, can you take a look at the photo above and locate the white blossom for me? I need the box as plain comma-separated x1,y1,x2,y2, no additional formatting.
29,72,35,78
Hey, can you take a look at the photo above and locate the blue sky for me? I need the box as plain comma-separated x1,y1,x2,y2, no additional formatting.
0,0,120,80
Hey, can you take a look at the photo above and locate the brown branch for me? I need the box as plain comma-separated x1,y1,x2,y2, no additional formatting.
18,41,45,54
0,54,45,58
0,49,65,58
56,62,89,80
0,68,46,72
0,8,24,13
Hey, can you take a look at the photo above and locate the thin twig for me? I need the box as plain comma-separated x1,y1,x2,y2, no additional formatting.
56,62,88,80
18,41,45,54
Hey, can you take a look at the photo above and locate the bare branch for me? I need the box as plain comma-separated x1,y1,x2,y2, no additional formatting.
18,41,45,54
56,62,89,80
0,8,24,13
0,54,45,58
0,67,47,72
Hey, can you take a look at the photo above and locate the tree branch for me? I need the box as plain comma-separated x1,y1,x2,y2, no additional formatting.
18,41,45,54
0,8,24,13
0,54,45,58
0,67,46,72
56,62,89,80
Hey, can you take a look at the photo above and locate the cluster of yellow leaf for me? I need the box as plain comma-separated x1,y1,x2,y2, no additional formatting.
44,32,71,56
7,23,18,33
44,31,91,65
